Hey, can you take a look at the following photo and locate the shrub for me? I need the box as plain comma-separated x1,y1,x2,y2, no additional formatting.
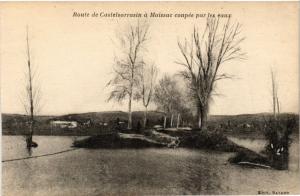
263,117,295,170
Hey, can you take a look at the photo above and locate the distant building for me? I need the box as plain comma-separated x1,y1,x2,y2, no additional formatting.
50,120,78,129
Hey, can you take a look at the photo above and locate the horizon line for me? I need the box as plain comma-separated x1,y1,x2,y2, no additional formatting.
1,110,299,117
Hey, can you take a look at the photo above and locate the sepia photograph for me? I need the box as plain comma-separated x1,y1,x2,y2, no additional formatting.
1,2,299,195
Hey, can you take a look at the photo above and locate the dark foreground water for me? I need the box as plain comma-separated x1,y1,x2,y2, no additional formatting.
2,135,300,195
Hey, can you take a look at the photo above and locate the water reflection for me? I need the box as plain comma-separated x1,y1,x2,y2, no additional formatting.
2,136,300,195
26,146,33,156
178,151,225,194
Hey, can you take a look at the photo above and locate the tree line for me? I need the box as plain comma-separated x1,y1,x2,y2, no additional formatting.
107,18,245,130
22,17,244,150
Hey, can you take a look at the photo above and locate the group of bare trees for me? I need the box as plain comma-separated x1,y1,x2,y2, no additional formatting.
20,17,245,152
153,75,181,128
153,75,192,128
107,18,245,130
108,18,245,130
107,21,157,129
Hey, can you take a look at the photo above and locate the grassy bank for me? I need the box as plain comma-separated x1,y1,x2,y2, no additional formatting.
73,128,291,170
228,149,271,168
73,128,247,153
73,132,165,148
155,128,246,152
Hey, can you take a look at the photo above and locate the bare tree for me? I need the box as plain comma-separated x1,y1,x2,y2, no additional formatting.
138,63,158,128
177,17,245,129
271,68,280,118
107,21,149,129
176,113,180,128
174,93,193,128
153,75,182,128
20,27,42,149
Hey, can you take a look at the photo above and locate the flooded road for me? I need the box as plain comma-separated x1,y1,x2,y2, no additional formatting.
2,136,300,195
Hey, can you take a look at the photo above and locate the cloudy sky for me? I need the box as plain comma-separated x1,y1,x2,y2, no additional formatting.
1,2,298,115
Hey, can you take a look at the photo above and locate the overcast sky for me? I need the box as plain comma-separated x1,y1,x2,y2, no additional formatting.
1,2,298,115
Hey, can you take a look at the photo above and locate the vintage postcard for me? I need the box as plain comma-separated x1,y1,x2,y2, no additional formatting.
1,2,299,195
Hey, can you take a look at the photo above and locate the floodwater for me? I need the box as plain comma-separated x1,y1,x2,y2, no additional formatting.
2,135,300,195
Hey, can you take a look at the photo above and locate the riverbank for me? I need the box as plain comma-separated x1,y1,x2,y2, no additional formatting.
73,129,283,169
73,129,246,152
73,132,165,148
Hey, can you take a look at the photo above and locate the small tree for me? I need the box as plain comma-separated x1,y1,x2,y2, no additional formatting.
264,118,294,170
107,21,149,129
177,17,245,129
138,63,158,128
174,95,193,128
20,27,42,149
153,75,182,128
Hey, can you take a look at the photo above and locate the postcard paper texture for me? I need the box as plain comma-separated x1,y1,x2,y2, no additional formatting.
1,2,299,195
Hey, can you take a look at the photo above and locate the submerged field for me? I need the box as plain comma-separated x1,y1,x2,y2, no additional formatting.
2,112,299,195
2,135,299,195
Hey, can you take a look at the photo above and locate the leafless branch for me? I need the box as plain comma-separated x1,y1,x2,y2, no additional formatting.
176,17,245,128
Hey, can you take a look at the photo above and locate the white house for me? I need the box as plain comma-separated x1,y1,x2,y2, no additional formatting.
50,120,78,129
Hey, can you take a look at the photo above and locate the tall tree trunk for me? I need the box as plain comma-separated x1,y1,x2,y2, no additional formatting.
201,102,209,130
28,65,34,139
200,108,207,130
163,115,167,129
176,113,180,129
197,100,202,129
271,69,277,119
197,100,208,130
198,114,202,129
143,106,148,128
170,114,174,128
128,93,132,129
27,27,34,147
276,97,280,115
